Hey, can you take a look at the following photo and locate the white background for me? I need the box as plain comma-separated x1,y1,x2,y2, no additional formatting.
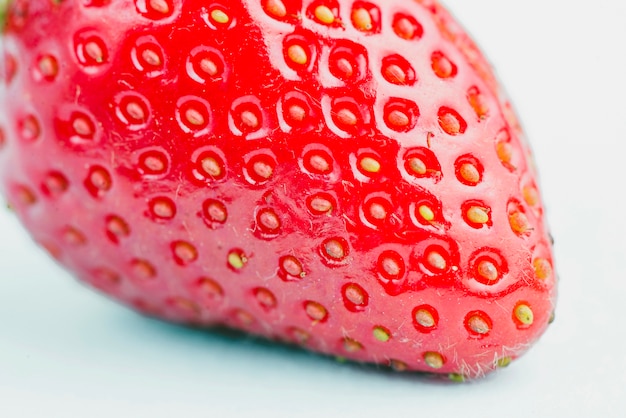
2,1,625,416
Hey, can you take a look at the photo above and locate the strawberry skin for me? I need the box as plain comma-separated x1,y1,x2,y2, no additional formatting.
0,0,556,378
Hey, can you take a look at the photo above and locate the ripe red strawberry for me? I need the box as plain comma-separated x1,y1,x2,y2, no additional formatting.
0,0,556,378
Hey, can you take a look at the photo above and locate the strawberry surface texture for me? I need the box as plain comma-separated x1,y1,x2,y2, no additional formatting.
0,0,557,378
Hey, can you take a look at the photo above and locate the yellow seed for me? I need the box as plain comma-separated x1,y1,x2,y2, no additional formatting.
387,109,410,128
324,239,345,260
496,356,512,368
418,205,435,222
523,185,539,207
496,141,513,164
149,0,170,14
426,251,446,271
288,104,306,122
264,0,287,18
360,156,381,173
210,8,230,24
305,302,327,321
352,7,373,31
200,57,219,76
185,108,205,126
383,64,406,84
424,352,444,369
343,338,363,352
373,326,390,342
314,5,335,24
514,304,534,326
459,162,480,184
533,258,552,280
335,108,358,126
228,252,245,269
240,110,260,129
477,260,499,282
390,359,408,372
408,157,427,175
287,44,308,65
448,373,466,383
509,211,530,234
369,202,387,220
201,157,222,178
415,309,435,328
468,315,490,335
467,206,489,224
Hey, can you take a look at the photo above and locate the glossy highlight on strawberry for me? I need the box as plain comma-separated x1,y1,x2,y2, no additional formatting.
0,0,557,379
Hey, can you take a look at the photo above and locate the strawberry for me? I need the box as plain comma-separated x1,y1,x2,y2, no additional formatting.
0,0,556,378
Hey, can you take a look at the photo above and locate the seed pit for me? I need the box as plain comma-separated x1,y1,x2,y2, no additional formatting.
342,283,369,312
244,152,276,185
194,150,226,182
303,148,333,175
362,195,392,227
373,326,391,342
138,149,169,176
18,114,41,142
34,54,59,81
74,31,108,66
424,352,445,369
172,241,198,266
508,204,532,236
463,202,492,228
454,154,483,186
304,301,328,322
377,250,406,281
196,277,224,300
533,258,552,280
309,2,338,25
403,147,441,181
41,171,69,197
306,192,336,215
227,249,247,270
384,99,419,132
342,337,363,353
471,249,508,286
320,237,349,265
392,13,423,40
351,2,380,33
256,207,281,236
438,107,467,135
328,41,367,82
131,36,165,76
413,305,438,332
115,93,150,128
131,259,157,280
84,165,112,198
177,97,211,134
253,287,277,310
280,91,318,131
135,0,174,19
202,199,228,227
381,55,416,86
431,50,457,78
148,196,176,220
262,0,300,22
423,246,449,274
279,255,305,281
465,311,492,337
283,32,318,73
513,303,534,328
187,46,226,84
467,86,489,119
105,215,130,244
